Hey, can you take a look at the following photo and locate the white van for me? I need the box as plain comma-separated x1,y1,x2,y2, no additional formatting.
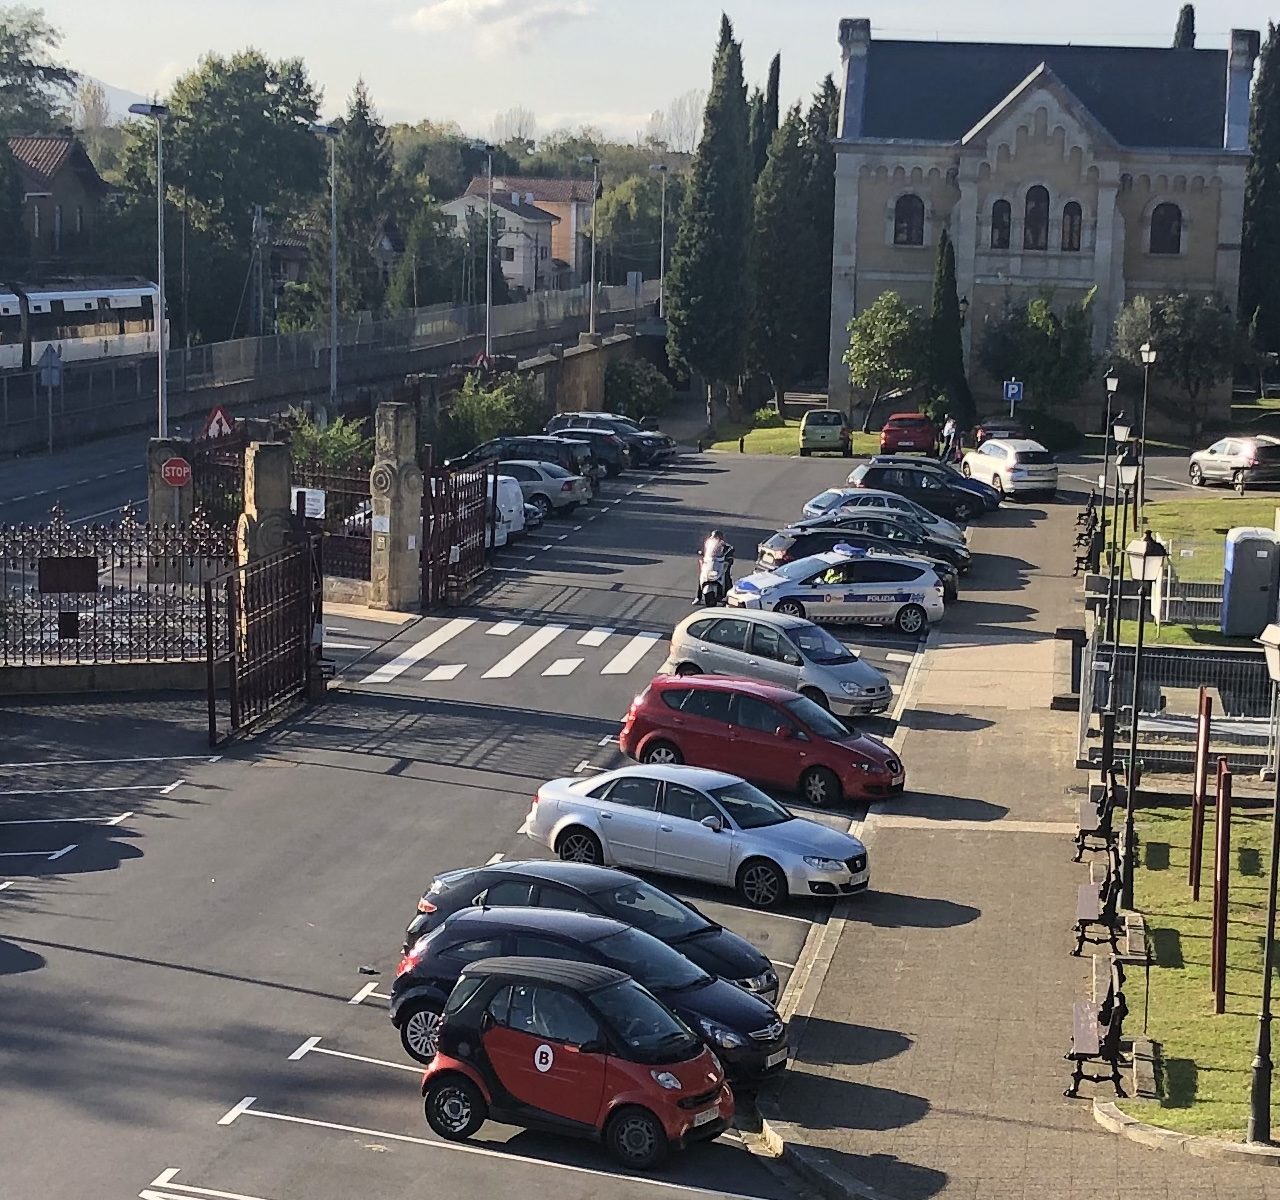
487,475,527,548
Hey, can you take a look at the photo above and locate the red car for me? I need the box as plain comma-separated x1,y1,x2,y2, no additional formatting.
619,675,904,807
879,412,938,455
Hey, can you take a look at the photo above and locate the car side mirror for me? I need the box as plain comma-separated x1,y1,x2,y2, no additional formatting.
480,1011,495,1032
578,1038,607,1055
774,725,793,740
1207,447,1217,455
700,815,723,832
783,654,802,666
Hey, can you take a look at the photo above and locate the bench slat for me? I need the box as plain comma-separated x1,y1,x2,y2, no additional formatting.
1071,1000,1101,1057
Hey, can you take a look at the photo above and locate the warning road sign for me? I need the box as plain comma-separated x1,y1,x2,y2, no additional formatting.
199,405,235,440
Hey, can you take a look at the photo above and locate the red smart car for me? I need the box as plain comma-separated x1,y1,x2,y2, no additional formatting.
420,956,733,1171
879,413,938,455
619,675,904,807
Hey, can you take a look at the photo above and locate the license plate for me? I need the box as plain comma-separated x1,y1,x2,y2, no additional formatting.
765,1048,788,1068
692,1105,719,1127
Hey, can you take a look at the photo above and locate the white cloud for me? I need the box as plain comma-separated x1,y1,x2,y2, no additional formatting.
397,0,595,53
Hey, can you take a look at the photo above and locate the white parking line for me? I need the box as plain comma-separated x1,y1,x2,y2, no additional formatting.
0,844,76,860
542,658,582,677
885,651,914,664
0,754,221,769
0,811,130,826
770,958,797,970
424,664,466,681
600,632,662,675
482,624,568,679
360,618,474,684
323,641,367,651
578,626,614,646
516,817,530,835
573,760,594,773
288,1035,420,1073
597,734,616,746
347,981,379,1005
0,881,13,891
161,779,185,795
144,1167,275,1200
216,1096,257,1126
325,626,350,634
0,784,178,796
486,852,505,865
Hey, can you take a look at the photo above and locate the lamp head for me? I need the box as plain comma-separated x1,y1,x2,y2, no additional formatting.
1126,529,1168,583
1116,445,1139,488
1105,368,1119,395
128,102,169,120
1140,341,1158,366
1257,623,1280,684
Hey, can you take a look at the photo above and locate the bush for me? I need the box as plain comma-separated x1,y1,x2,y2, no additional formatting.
434,371,554,460
283,410,373,469
1018,407,1083,451
604,359,675,421
752,406,785,428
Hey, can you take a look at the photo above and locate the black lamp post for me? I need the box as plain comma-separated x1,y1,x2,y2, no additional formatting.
1121,529,1168,910
1138,342,1158,517
1249,622,1280,1144
1104,423,1134,644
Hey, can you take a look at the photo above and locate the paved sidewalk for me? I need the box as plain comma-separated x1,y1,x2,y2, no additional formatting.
771,497,1280,1199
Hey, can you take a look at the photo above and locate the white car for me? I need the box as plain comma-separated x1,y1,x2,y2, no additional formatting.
525,764,870,909
960,438,1057,499
726,546,944,637
801,487,966,542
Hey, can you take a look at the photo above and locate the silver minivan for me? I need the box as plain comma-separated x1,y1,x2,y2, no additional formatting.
661,609,893,717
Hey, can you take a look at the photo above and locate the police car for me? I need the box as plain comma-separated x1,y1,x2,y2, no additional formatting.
725,545,945,636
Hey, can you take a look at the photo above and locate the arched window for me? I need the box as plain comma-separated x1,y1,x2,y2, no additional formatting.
893,194,925,246
990,200,1011,250
1061,202,1082,252
1024,185,1049,250
1150,203,1182,255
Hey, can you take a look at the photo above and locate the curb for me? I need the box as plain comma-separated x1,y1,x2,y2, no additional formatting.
1093,1101,1280,1166
755,1105,895,1200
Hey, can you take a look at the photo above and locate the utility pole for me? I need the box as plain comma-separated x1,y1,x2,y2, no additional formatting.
469,141,496,359
128,102,169,437
309,121,341,423
580,155,601,334
649,162,668,319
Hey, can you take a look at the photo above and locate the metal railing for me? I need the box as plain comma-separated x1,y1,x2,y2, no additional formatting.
292,459,373,582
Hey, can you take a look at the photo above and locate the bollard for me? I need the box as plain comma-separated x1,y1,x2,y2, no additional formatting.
696,439,704,452
739,436,745,453
1211,758,1232,1013
1189,688,1213,899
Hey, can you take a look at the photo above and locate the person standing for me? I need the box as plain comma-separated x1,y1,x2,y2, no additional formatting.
941,413,957,462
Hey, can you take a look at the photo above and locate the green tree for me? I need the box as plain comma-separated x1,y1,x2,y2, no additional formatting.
1241,24,1280,351
666,13,753,424
385,199,464,311
1174,4,1196,48
748,109,806,404
747,55,780,183
843,291,929,431
928,229,974,424
977,290,1094,409
604,359,674,420
596,170,686,286
284,410,373,469
0,5,75,137
796,74,840,380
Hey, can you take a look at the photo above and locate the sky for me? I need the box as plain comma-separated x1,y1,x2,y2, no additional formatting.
44,0,1280,139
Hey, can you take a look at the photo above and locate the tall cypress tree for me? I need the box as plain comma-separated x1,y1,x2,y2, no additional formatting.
748,89,768,180
1173,4,1196,48
764,55,780,140
929,228,974,424
0,141,28,274
667,13,753,421
796,74,840,382
1241,23,1280,351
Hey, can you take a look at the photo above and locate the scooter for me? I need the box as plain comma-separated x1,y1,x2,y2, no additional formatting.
698,550,733,607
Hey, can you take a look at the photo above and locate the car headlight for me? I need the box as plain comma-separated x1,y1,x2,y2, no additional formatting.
697,1017,747,1049
651,1070,683,1090
839,682,862,695
739,970,778,993
803,856,845,871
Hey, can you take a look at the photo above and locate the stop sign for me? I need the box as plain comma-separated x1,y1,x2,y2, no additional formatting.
161,456,192,487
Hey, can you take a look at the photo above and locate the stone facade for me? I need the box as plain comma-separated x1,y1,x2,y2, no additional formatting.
826,19,1260,408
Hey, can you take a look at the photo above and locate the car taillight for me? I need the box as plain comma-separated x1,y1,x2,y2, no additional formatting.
531,791,540,810
396,950,420,977
416,898,437,915
562,481,574,492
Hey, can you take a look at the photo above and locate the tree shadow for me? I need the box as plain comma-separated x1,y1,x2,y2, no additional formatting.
804,1148,947,1200
778,1071,930,1133
0,938,45,977
794,1015,912,1067
877,791,1009,823
848,890,980,930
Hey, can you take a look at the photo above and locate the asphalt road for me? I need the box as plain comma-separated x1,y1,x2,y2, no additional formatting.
0,427,151,525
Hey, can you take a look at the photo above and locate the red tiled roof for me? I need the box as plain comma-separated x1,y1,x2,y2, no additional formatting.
6,134,108,195
465,175,599,204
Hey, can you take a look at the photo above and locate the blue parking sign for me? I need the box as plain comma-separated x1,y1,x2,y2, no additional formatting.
1002,379,1024,404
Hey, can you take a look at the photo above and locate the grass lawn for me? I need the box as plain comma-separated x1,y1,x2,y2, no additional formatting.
1113,619,1247,649
1140,495,1280,582
1120,797,1279,1139
708,418,880,458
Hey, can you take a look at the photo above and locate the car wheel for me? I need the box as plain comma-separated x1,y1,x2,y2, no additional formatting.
642,739,683,766
736,858,788,910
842,444,853,458
556,827,603,864
424,1075,488,1141
992,474,1005,498
799,686,830,711
530,494,552,519
799,447,810,457
604,1106,669,1171
961,462,972,478
399,1003,443,1063
774,599,806,618
895,603,928,637
953,499,976,522
1189,463,1204,486
674,663,702,677
1235,469,1248,495
801,765,843,808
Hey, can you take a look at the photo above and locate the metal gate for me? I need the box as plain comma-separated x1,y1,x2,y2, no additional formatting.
205,535,322,745
293,460,373,581
190,427,249,528
421,458,496,608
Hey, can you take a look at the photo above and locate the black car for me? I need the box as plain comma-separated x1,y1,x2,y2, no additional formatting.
402,860,778,1002
973,416,1028,445
545,411,676,467
553,426,631,477
757,526,960,601
448,435,599,491
847,461,984,522
792,512,972,573
861,455,1001,511
391,907,788,1083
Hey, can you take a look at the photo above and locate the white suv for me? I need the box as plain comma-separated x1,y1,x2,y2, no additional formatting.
960,438,1057,500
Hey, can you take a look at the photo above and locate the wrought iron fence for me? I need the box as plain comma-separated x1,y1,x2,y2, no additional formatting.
292,459,373,581
190,427,249,529
421,461,496,608
0,504,234,666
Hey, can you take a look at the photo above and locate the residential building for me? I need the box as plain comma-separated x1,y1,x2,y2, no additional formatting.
7,133,109,264
826,18,1260,408
464,175,597,282
442,191,560,295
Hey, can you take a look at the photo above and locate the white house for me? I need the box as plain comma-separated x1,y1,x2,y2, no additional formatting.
440,191,560,296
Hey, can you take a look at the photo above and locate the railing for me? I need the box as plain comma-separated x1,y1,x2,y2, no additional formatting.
292,460,373,582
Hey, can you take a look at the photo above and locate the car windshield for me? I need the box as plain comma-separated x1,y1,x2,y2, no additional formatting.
791,625,857,665
761,532,796,552
590,980,701,1063
593,881,711,941
541,462,572,478
809,490,848,511
710,780,793,829
592,928,711,991
772,556,829,581
808,411,843,426
785,695,855,740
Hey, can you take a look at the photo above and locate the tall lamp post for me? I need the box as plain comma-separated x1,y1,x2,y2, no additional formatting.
128,102,170,437
1250,622,1280,1145
309,122,341,423
470,141,496,360
1138,341,1158,517
649,162,668,319
1101,368,1120,515
1121,529,1169,910
579,155,601,335
1103,424,1133,643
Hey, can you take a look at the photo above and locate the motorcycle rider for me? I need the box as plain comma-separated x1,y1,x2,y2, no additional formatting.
695,530,734,603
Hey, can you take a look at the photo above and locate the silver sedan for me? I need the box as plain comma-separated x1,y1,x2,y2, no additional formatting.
496,459,591,518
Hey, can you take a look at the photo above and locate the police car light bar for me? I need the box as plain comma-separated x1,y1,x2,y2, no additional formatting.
833,544,867,557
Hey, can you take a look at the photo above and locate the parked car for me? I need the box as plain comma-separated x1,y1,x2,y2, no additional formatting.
484,476,527,547
392,907,789,1082
448,434,599,489
973,416,1028,445
847,460,983,521
960,438,1058,499
861,454,1001,511
757,526,959,601
620,675,903,805
798,408,852,457
553,425,631,477
528,761,873,905
879,412,938,455
662,609,892,716
523,501,544,532
545,411,677,467
497,460,591,517
801,486,965,542
792,511,971,571
402,859,778,1002
1188,435,1280,492
419,957,733,1170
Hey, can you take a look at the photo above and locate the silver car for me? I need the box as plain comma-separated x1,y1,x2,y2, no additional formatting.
1188,435,1280,491
661,609,892,717
802,486,965,542
496,459,591,518
525,765,870,909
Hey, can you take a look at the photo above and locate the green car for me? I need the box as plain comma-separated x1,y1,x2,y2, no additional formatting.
799,408,853,457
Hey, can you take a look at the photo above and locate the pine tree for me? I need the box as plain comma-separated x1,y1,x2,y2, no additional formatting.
666,13,753,421
1173,4,1196,48
1241,23,1280,351
748,89,767,180
385,200,465,311
796,74,840,382
764,55,780,140
748,109,807,404
0,140,28,273
929,229,974,424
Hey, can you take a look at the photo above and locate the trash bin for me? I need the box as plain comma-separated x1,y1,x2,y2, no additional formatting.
1221,526,1280,638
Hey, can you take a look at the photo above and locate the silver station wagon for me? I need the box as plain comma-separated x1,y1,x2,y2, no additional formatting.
661,609,893,717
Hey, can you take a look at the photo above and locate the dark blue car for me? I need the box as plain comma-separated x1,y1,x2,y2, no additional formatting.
867,455,1001,511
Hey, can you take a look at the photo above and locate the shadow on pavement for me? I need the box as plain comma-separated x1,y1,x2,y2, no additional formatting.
847,890,980,929
878,791,1009,822
780,1071,929,1132
796,1015,912,1067
898,710,994,733
0,938,45,976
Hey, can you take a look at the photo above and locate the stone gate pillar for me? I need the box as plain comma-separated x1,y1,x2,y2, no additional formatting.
147,437,196,527
236,441,294,566
369,402,423,611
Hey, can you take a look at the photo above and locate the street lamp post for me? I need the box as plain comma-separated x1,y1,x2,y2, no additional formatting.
1138,341,1158,517
1250,622,1280,1145
1104,423,1133,644
470,141,496,360
580,155,601,335
309,122,341,423
649,162,668,320
129,102,170,437
1121,529,1169,910
1101,368,1120,516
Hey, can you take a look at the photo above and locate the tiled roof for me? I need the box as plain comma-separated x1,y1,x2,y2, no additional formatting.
6,134,109,193
465,175,598,204
858,41,1229,150
450,193,560,223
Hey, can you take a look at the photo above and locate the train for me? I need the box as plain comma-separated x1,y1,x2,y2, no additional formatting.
0,278,162,372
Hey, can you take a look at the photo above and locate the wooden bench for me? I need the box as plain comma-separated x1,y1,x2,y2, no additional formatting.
1074,781,1124,861
1072,849,1122,957
1065,996,1126,1098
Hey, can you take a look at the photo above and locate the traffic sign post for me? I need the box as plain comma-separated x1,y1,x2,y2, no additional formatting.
37,344,62,455
1003,378,1024,418
161,457,192,488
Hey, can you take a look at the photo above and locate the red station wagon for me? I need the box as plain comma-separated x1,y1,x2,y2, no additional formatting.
879,413,938,455
619,675,904,807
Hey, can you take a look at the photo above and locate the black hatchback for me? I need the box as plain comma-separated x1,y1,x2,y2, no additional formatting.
848,461,982,522
447,435,599,490
391,907,789,1083
553,426,631,477
403,860,778,1002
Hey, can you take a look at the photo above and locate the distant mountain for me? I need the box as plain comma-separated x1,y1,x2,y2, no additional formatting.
87,77,149,119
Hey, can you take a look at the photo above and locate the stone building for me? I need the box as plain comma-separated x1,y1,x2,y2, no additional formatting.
826,18,1261,408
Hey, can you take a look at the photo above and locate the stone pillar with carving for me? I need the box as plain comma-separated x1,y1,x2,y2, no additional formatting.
368,402,423,612
236,441,295,567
